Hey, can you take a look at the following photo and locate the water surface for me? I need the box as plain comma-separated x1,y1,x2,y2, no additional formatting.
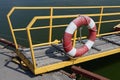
0,0,120,79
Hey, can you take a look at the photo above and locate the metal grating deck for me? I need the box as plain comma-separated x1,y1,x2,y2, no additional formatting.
20,34,120,67
0,34,120,80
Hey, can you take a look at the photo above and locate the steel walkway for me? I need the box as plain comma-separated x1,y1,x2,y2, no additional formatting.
6,6,120,75
0,34,119,80
19,34,120,67
17,34,120,74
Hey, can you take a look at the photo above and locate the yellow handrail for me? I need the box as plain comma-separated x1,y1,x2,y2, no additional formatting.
97,6,103,36
7,6,120,71
49,7,53,43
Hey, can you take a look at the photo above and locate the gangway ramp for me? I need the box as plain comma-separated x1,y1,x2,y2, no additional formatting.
7,6,120,74
18,34,120,74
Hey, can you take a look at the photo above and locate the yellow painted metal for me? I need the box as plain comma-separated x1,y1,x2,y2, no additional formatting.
13,28,26,31
26,12,120,20
97,6,103,36
73,48,120,65
101,19,120,23
27,17,37,28
73,30,77,47
99,31,120,36
15,50,34,73
12,6,120,10
32,40,61,47
7,7,19,49
12,57,27,67
26,28,37,69
30,24,67,30
7,6,120,75
25,17,38,69
49,7,53,43
34,47,120,74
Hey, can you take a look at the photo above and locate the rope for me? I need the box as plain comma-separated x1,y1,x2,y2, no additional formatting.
78,16,87,44
79,27,83,44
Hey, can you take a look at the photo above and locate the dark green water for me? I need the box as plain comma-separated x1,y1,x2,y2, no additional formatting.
0,1,120,79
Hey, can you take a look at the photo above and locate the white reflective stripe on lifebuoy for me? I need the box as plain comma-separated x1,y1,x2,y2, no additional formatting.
88,18,95,29
85,40,94,49
67,47,76,56
63,16,96,57
65,22,77,34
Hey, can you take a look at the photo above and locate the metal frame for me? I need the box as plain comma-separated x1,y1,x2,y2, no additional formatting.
7,6,120,74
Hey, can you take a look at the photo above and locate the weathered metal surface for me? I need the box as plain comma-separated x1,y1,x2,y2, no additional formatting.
0,38,16,48
0,34,120,80
71,66,110,80
19,34,120,67
0,45,73,80
101,34,120,46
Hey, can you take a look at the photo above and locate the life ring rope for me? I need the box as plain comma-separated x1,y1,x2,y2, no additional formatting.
63,16,97,57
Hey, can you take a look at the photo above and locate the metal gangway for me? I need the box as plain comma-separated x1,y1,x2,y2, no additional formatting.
7,6,120,75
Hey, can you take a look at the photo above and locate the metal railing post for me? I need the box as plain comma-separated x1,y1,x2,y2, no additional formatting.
73,30,77,47
26,28,37,69
7,7,19,49
26,18,37,69
97,6,104,36
49,7,53,44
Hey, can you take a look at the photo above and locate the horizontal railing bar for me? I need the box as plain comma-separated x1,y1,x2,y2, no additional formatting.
12,19,120,32
102,12,120,16
100,31,120,36
30,19,120,30
32,41,61,47
32,31,120,48
101,19,120,23
34,12,120,20
14,7,50,10
13,6,120,10
30,22,99,30
53,6,120,9
30,24,67,30
30,26,50,30
29,22,98,30
13,28,26,31
32,42,51,47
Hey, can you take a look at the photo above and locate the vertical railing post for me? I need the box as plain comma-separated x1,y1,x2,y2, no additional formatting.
7,7,19,49
49,7,53,44
8,20,18,49
26,18,37,69
97,6,104,36
73,30,77,47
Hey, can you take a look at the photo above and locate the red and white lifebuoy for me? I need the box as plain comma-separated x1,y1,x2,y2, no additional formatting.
63,16,97,57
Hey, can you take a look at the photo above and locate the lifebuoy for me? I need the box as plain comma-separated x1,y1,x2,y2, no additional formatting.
63,16,97,57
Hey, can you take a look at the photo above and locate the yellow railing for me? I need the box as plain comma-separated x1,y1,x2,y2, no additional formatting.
7,6,120,70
